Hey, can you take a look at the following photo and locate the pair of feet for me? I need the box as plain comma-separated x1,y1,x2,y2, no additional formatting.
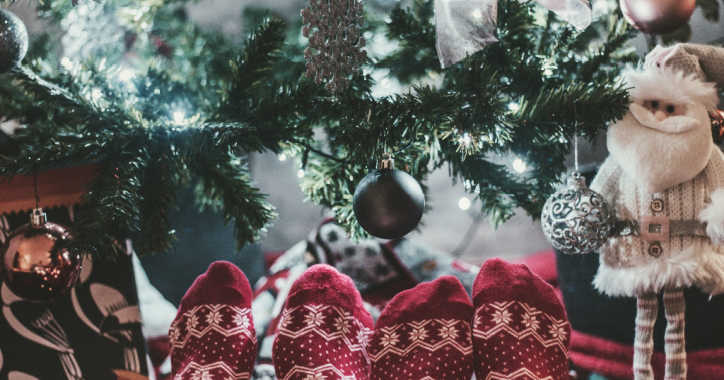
169,259,570,380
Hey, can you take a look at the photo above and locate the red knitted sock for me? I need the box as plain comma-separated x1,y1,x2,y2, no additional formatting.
369,275,474,380
472,258,571,380
169,261,257,380
272,264,374,379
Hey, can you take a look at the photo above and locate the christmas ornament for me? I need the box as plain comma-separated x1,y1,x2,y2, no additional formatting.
620,0,695,34
0,8,28,73
301,0,366,93
590,62,724,378
1,208,82,301
353,157,425,239
541,171,614,255
434,0,591,68
712,110,724,145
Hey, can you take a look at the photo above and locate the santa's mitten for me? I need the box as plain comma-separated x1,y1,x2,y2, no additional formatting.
369,276,474,380
272,264,374,379
700,188,724,244
169,261,257,380
472,258,571,380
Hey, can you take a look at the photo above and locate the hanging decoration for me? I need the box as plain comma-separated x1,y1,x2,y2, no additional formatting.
2,208,83,301
301,0,367,94
434,0,592,68
620,0,696,34
353,154,425,239
540,133,614,255
1,172,82,301
0,8,29,73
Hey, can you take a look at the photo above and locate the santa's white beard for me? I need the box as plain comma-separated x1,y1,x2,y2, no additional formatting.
607,110,713,193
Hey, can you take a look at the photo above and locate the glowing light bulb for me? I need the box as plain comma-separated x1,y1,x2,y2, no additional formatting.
458,197,472,211
278,153,288,162
508,102,520,112
297,169,305,178
172,110,186,125
118,68,135,83
90,88,103,102
458,132,472,147
472,9,483,21
60,57,74,71
512,157,527,173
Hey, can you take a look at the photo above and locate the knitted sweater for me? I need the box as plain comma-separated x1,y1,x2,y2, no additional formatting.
591,148,724,297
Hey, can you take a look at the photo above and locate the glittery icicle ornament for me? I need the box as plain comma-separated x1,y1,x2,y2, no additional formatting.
301,0,367,94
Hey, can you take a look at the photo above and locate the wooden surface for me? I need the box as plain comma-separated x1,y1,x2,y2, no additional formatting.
0,165,98,214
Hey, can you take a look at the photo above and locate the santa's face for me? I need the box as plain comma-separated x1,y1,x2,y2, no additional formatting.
640,99,686,121
607,97,713,193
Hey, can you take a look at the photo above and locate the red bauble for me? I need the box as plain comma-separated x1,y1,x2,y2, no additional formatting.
1,210,82,301
620,0,696,34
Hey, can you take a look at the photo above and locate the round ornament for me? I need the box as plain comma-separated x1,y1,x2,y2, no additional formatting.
620,0,695,35
353,158,424,239
1,208,82,301
0,8,29,73
541,172,614,255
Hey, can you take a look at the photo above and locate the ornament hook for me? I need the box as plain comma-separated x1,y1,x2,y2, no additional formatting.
30,166,46,228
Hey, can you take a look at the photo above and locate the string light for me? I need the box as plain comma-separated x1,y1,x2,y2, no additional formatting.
90,88,103,102
278,153,288,162
297,169,305,178
458,132,472,147
512,157,527,173
172,110,186,125
458,197,472,211
60,57,75,71
508,102,520,112
118,68,135,83
472,8,483,21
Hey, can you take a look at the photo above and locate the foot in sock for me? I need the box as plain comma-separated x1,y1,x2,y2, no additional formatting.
272,264,374,379
169,261,257,380
369,275,474,380
471,258,571,380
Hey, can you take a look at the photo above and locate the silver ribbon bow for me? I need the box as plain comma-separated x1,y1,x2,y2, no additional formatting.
435,0,592,68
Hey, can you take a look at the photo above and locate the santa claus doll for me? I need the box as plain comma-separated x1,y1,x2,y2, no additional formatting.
591,43,724,380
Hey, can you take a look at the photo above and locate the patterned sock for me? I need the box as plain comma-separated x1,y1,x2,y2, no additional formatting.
169,261,257,380
368,275,474,380
633,293,658,380
471,258,571,380
663,290,686,380
272,264,374,380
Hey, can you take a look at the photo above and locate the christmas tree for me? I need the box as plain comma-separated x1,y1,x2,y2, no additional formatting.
0,0,653,257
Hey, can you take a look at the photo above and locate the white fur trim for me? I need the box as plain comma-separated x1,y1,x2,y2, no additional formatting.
625,68,719,111
700,188,724,245
594,244,724,297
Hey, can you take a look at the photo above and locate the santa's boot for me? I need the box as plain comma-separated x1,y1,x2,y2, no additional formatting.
663,289,687,380
169,261,257,380
368,276,474,380
633,293,658,380
272,264,374,379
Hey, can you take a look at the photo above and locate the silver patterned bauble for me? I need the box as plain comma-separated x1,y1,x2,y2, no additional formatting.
0,8,29,73
541,171,614,255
